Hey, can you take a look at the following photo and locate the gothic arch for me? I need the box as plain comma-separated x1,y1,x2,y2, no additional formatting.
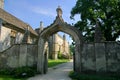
37,7,84,74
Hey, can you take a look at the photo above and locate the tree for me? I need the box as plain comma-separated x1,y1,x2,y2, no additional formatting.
69,43,75,56
71,0,120,42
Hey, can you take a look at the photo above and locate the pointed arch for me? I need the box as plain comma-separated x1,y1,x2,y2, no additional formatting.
37,7,84,74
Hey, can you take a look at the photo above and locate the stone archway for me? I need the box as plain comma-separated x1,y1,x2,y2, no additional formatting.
37,7,84,74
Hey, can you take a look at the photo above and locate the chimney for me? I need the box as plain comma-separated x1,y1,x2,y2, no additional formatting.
39,21,43,34
0,0,4,9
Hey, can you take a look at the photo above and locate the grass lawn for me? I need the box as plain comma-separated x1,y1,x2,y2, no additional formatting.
48,59,70,67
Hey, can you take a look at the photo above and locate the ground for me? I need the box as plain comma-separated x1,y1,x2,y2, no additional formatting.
28,60,73,80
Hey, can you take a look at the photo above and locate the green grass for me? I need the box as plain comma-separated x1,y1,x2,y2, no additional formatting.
69,71,120,80
48,59,69,67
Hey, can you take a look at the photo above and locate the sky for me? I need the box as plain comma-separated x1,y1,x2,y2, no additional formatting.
4,0,79,29
4,0,79,44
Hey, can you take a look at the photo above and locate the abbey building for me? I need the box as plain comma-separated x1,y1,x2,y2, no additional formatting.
0,0,70,59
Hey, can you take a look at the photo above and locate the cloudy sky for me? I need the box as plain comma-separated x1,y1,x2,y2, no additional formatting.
4,0,79,29
4,0,79,44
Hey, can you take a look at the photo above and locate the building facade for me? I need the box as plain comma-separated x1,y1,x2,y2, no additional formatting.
0,0,70,59
0,0,38,51
49,33,70,59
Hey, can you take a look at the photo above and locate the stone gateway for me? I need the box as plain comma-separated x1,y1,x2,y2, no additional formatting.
0,0,120,75
37,6,84,74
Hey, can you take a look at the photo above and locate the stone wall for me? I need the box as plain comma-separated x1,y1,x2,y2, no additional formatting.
0,41,120,74
82,42,120,73
0,44,37,69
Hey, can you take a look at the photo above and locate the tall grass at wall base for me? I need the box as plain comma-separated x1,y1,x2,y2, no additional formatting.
69,71,120,80
0,66,37,79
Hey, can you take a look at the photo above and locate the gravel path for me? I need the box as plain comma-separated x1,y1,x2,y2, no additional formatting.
28,60,73,80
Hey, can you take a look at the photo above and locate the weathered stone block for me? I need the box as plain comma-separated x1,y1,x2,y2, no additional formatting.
95,43,106,72
27,45,37,66
7,45,19,68
82,43,96,72
0,53,7,68
106,42,118,72
19,44,27,67
81,44,87,71
115,43,120,72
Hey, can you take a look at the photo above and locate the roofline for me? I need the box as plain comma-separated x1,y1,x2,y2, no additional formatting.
0,8,38,36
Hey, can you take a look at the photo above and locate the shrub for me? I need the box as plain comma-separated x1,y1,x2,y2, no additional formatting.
58,51,62,59
13,66,37,78
0,66,37,78
0,68,14,75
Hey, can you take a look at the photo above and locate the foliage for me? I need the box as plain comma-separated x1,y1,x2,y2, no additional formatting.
0,69,25,80
0,76,25,80
69,43,75,56
0,66,37,79
0,68,13,75
58,51,70,59
58,51,62,59
13,66,37,78
69,71,120,80
71,0,120,42
48,59,69,67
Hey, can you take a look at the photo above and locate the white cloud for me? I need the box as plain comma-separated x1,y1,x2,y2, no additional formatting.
31,6,56,17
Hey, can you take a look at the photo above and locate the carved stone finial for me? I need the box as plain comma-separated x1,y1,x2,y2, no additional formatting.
94,19,104,42
22,24,30,43
27,24,29,31
56,6,62,17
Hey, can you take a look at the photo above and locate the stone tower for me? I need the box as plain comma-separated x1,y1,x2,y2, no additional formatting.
0,0,4,9
63,34,66,52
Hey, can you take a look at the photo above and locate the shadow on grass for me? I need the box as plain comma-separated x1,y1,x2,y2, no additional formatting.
69,71,120,80
0,75,26,80
48,59,69,67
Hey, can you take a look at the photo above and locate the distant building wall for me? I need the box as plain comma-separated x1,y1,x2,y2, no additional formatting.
0,25,37,52
0,25,24,51
0,26,11,51
49,33,70,59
